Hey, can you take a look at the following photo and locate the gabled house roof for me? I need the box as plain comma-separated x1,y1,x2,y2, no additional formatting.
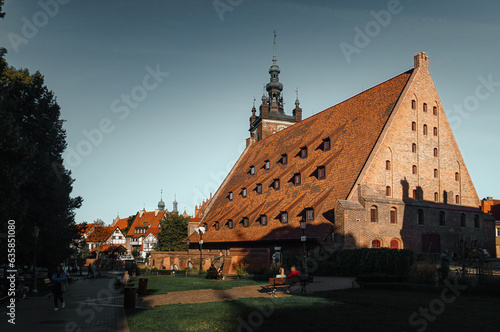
188,69,413,244
86,226,114,243
126,209,165,238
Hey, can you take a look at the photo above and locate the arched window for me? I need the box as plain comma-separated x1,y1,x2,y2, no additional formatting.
412,143,417,153
423,103,427,112
433,106,438,115
433,127,438,136
386,160,391,170
372,239,381,248
434,192,439,202
390,207,397,224
411,100,416,109
455,172,459,181
434,148,438,157
412,165,417,174
417,209,424,225
434,169,438,178
439,211,445,226
423,124,428,135
386,186,391,196
412,122,416,131
455,195,460,204
460,213,466,227
390,239,399,249
370,206,378,222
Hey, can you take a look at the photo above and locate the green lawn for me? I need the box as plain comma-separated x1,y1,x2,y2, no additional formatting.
126,285,500,332
129,275,266,294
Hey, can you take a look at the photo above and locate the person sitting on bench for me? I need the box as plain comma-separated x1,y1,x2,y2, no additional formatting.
286,266,300,293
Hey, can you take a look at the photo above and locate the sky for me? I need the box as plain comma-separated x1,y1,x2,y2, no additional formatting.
1,0,499,225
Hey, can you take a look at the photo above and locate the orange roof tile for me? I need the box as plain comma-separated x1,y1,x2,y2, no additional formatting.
86,226,114,242
126,210,165,237
188,69,413,244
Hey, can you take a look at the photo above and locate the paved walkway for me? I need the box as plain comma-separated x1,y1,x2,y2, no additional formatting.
139,276,356,307
1,274,355,331
1,272,129,332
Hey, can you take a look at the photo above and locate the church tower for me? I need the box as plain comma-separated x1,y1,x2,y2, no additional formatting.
248,33,302,145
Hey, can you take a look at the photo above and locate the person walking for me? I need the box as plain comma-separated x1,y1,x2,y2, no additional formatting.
439,249,451,284
51,265,67,310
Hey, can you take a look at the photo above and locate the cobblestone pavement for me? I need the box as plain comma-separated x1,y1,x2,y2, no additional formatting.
1,272,129,332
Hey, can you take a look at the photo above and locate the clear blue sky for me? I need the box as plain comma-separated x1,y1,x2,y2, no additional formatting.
1,0,499,225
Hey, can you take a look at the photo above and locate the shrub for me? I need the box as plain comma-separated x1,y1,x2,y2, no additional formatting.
234,262,250,276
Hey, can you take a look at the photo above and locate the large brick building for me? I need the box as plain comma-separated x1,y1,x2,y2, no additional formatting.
187,51,495,259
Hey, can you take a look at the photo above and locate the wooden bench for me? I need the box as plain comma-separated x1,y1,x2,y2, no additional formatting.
264,277,289,296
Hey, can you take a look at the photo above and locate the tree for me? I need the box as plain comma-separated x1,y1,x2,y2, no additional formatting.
0,0,5,19
0,51,82,268
156,213,189,251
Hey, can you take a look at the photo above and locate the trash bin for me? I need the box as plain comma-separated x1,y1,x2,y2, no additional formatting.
138,278,148,295
124,285,136,308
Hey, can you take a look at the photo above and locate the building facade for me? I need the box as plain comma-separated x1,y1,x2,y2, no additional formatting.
186,52,495,260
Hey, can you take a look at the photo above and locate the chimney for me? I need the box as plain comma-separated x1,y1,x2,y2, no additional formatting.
414,52,429,70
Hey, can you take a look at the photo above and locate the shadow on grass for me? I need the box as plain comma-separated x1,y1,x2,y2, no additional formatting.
127,287,500,332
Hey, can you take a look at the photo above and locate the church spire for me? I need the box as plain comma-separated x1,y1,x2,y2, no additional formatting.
266,31,284,114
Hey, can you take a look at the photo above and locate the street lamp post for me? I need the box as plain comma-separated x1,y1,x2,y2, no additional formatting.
195,227,206,272
300,218,308,276
32,225,39,294
186,239,190,276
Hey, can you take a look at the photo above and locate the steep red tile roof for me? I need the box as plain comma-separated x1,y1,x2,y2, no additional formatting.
86,226,114,242
126,210,165,237
188,69,413,244
112,217,130,230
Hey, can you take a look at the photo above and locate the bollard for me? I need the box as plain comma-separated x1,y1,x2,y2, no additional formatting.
124,285,136,308
138,278,148,295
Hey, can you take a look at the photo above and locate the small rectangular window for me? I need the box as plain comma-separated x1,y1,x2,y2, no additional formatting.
273,178,280,190
243,218,249,228
282,154,288,165
370,207,378,222
386,186,391,196
300,147,308,159
228,220,233,229
411,100,416,109
242,188,247,198
261,215,267,226
306,208,314,221
412,122,416,131
281,212,288,224
433,127,438,136
423,103,427,112
250,166,255,175
229,192,233,201
256,183,262,194
294,173,301,186
412,143,417,153
433,106,438,115
434,169,438,178
318,166,326,180
215,222,219,231
423,124,428,135
323,138,331,151
265,160,270,170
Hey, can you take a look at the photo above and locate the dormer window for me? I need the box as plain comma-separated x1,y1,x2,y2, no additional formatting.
323,138,331,151
318,166,326,180
228,220,233,229
282,154,288,165
256,183,262,194
294,173,301,186
265,160,270,170
250,166,255,175
215,222,219,231
242,188,247,198
261,215,267,226
242,217,249,228
281,212,288,224
273,178,280,190
229,192,233,201
300,147,308,159
306,208,314,221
